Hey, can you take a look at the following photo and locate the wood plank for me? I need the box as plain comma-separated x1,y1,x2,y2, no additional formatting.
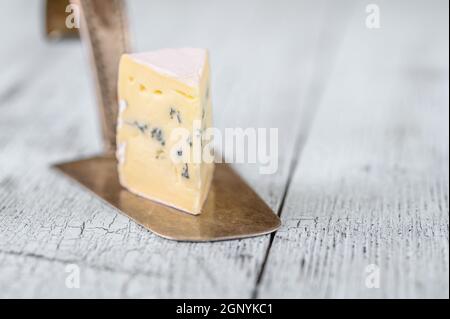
0,0,351,297
259,0,449,298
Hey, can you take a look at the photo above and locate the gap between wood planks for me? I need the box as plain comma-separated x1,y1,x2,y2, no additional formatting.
251,1,356,299
251,134,308,299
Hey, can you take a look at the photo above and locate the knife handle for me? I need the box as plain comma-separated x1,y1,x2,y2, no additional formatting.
70,0,130,155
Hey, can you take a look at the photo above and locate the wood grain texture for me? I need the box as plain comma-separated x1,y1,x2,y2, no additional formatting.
258,0,449,298
0,0,447,299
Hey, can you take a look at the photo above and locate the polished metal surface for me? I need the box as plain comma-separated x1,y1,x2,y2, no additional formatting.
54,156,281,242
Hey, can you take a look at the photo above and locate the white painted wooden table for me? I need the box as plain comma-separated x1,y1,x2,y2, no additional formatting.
0,0,448,298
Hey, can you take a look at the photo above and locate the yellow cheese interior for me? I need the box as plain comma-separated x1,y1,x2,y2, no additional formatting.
116,52,214,215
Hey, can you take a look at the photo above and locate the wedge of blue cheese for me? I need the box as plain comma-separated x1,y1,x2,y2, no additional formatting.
116,48,214,215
